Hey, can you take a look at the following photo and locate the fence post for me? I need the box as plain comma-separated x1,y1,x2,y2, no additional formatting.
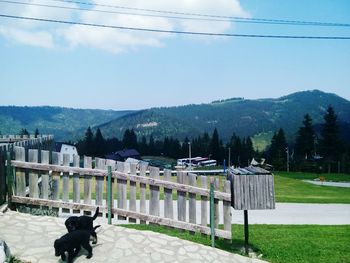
139,162,147,224
95,158,105,208
164,169,173,220
62,154,70,213
200,175,208,237
41,151,50,200
14,147,26,197
210,177,215,248
116,161,127,220
129,163,137,223
188,173,197,235
73,155,80,214
83,156,92,215
28,149,39,198
107,165,112,225
6,151,13,208
177,171,187,223
149,166,160,223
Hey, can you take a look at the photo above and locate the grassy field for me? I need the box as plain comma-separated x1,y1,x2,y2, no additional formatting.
277,171,350,182
59,171,350,203
274,172,350,203
122,224,350,263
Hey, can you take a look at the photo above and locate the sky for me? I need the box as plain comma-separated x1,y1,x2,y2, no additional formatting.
0,0,349,110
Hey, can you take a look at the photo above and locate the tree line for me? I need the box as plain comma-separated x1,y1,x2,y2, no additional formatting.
76,127,255,167
266,105,350,173
76,105,349,173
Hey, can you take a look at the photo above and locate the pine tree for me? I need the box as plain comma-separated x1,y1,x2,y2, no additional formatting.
34,128,40,138
295,114,315,160
94,128,105,157
84,127,94,156
210,128,221,162
20,128,29,137
268,128,287,170
122,129,138,149
320,105,343,167
139,136,148,155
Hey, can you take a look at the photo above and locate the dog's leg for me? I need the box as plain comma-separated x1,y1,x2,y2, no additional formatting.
73,245,81,256
61,252,66,261
67,249,75,263
91,232,97,244
82,242,93,259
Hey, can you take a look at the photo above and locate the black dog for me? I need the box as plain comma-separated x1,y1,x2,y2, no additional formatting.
65,207,100,244
54,229,95,263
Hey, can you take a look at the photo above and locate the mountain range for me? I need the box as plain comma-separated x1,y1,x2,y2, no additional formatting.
1,90,349,150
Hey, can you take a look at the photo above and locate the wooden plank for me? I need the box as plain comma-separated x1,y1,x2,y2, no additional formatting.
253,175,258,209
214,178,220,229
261,174,267,209
149,166,160,217
139,162,147,224
249,175,254,210
11,195,231,239
240,175,245,210
177,171,187,222
11,161,231,201
95,158,105,207
269,175,276,209
72,155,80,213
164,169,173,219
61,154,70,213
188,173,197,235
28,149,39,198
223,180,232,232
233,175,239,209
265,175,271,209
51,152,60,201
83,156,92,215
200,176,208,231
117,161,127,220
129,163,137,223
188,174,197,221
14,147,26,197
62,154,70,202
40,150,50,200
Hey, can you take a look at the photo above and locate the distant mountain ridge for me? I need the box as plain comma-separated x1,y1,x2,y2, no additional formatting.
96,90,350,144
0,90,349,147
0,106,133,140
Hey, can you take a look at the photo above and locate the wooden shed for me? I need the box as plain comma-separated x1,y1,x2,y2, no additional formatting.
227,166,275,210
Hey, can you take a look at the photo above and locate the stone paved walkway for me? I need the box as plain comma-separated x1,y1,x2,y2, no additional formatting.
0,210,267,263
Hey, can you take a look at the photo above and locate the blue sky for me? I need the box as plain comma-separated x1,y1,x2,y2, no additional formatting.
0,0,349,110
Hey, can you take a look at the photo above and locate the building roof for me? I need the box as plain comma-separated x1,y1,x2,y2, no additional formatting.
54,142,76,152
115,149,140,158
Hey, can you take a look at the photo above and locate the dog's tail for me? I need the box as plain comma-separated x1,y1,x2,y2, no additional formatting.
93,225,101,231
92,207,99,220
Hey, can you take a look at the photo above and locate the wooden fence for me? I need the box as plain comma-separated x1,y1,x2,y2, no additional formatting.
0,135,53,205
9,146,232,239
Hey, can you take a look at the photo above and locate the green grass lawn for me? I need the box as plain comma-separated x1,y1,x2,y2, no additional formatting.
122,224,350,263
274,174,350,203
276,171,350,182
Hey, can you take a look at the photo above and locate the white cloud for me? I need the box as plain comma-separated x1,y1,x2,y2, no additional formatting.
0,0,249,52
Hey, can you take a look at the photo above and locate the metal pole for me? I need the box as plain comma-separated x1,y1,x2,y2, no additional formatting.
228,147,231,168
210,178,215,248
107,165,112,225
286,147,289,172
188,142,192,171
244,210,249,255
